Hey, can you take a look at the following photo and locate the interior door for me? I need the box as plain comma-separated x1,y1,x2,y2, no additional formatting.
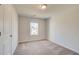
3,5,12,55
11,5,18,54
0,5,4,55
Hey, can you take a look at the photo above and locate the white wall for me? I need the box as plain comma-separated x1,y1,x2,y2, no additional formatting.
48,7,79,53
19,16,46,42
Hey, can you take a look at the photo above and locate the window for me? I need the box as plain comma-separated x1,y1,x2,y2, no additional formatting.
30,22,38,35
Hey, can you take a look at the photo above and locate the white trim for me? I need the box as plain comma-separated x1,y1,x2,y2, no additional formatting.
49,39,79,54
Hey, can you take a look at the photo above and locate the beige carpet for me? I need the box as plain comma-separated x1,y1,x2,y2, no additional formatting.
14,40,78,55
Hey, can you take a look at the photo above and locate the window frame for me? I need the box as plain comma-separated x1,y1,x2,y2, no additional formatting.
30,22,39,35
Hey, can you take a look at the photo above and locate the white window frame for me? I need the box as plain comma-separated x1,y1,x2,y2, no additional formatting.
30,22,38,35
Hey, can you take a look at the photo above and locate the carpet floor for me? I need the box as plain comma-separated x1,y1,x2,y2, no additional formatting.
14,40,78,55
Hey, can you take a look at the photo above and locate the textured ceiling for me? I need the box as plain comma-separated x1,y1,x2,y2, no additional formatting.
13,4,79,19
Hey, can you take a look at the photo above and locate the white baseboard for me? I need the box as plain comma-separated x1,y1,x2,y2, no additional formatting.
19,39,47,43
49,39,79,54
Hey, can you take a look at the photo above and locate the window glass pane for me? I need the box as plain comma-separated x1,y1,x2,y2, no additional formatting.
30,22,38,35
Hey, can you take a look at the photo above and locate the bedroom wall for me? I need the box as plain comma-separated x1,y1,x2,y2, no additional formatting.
48,7,79,53
18,16,47,42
